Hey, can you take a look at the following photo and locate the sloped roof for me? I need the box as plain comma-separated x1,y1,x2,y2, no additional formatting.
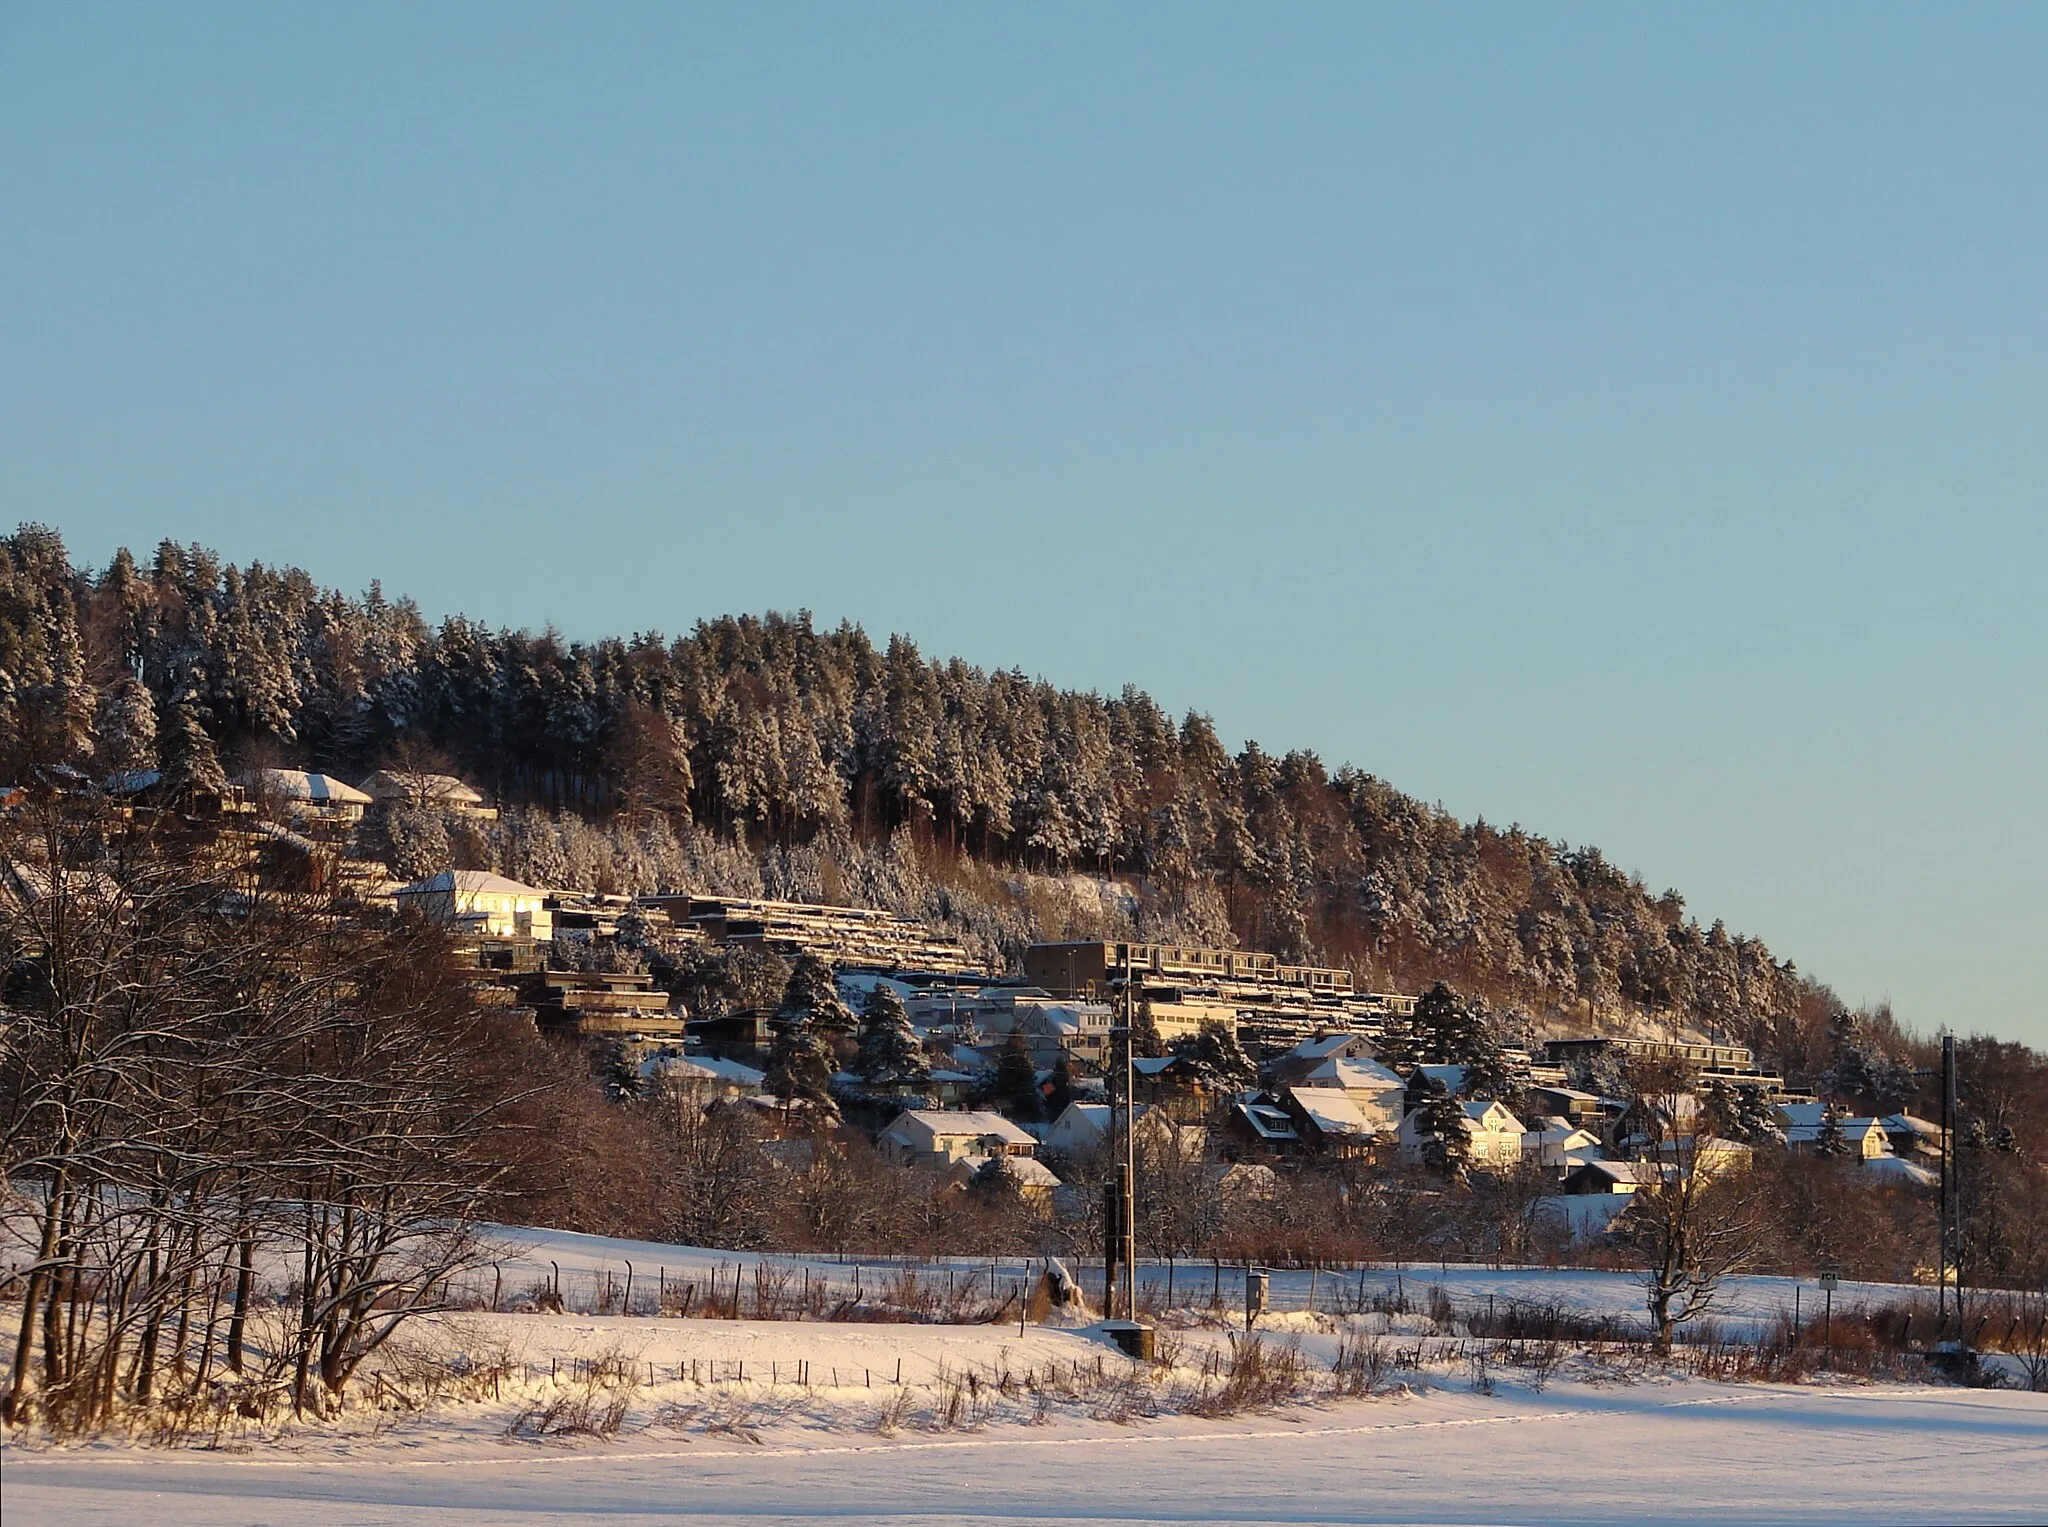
1461,1099,1526,1133
1865,1155,1938,1186
891,1109,1037,1146
1784,1114,1887,1147
1287,1033,1374,1061
1881,1113,1943,1138
396,868,547,898
1233,1102,1301,1142
359,770,485,804
1574,1159,1672,1187
1306,1055,1404,1092
247,769,372,805
990,1156,1062,1187
1286,1086,1376,1137
645,1054,765,1087
1052,1102,1113,1138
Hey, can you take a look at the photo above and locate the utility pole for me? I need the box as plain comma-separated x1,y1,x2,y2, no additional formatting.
1119,941,1138,1322
1938,1033,1957,1340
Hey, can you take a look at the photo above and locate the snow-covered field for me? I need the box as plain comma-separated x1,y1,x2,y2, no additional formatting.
9,1373,2044,1526
480,1222,1937,1337
6,1224,2045,1525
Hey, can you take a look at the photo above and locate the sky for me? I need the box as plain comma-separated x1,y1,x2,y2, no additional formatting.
3,5,2044,1044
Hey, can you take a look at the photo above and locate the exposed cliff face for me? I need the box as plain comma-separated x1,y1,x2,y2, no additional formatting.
1,524,1853,1079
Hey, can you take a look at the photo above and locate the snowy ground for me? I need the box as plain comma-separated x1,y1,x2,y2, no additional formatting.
7,1225,2044,1525
481,1222,1936,1337
8,1374,2045,1525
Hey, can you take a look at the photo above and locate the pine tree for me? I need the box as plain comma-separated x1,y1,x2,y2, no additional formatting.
1409,1071,1470,1180
91,673,158,779
1453,998,1516,1102
1130,997,1166,1059
1412,981,1462,1064
991,1032,1044,1123
1814,1102,1853,1157
1371,1006,1421,1073
156,685,227,802
853,984,930,1089
764,1019,838,1120
777,954,854,1038
1045,1055,1080,1120
1186,1018,1257,1091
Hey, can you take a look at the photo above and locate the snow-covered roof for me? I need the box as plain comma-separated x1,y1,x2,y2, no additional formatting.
1528,1085,1602,1104
1864,1155,1938,1187
890,1110,1037,1146
1881,1114,1943,1138
359,770,485,804
646,1054,765,1087
1233,1102,1300,1142
1286,1033,1373,1061
1305,1055,1404,1092
396,868,547,898
246,768,372,806
1784,1114,1887,1147
1417,1063,1468,1095
1574,1159,1671,1188
990,1156,1062,1187
1524,1123,1601,1148
1132,1055,1181,1077
1286,1086,1376,1137
1052,1102,1112,1136
1460,1100,1525,1133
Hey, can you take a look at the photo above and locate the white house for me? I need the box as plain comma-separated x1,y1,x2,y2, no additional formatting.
1266,1032,1379,1086
1299,1054,1408,1130
395,868,553,941
1282,1086,1383,1155
1044,1101,1206,1160
1399,1098,1526,1169
879,1109,1038,1169
243,769,373,821
1522,1119,1605,1170
1781,1103,1893,1161
1045,1102,1115,1157
359,770,497,818
640,1052,766,1102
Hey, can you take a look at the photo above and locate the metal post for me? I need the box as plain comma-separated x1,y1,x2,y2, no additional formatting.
1121,942,1138,1323
1939,1034,1956,1340
1102,1180,1120,1315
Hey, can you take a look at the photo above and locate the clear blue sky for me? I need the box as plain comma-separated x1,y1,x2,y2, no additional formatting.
4,5,2044,1043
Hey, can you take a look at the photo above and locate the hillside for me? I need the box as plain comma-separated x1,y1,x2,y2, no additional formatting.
2,524,1869,1082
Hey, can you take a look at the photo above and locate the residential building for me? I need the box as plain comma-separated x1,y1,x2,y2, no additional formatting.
1279,1086,1384,1159
1782,1104,1893,1160
396,868,554,941
242,769,373,824
1398,1099,1527,1170
639,895,983,976
357,770,498,819
879,1110,1040,1170
1264,1032,1380,1088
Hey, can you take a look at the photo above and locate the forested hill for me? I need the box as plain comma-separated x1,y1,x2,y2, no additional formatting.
2,524,1866,1081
